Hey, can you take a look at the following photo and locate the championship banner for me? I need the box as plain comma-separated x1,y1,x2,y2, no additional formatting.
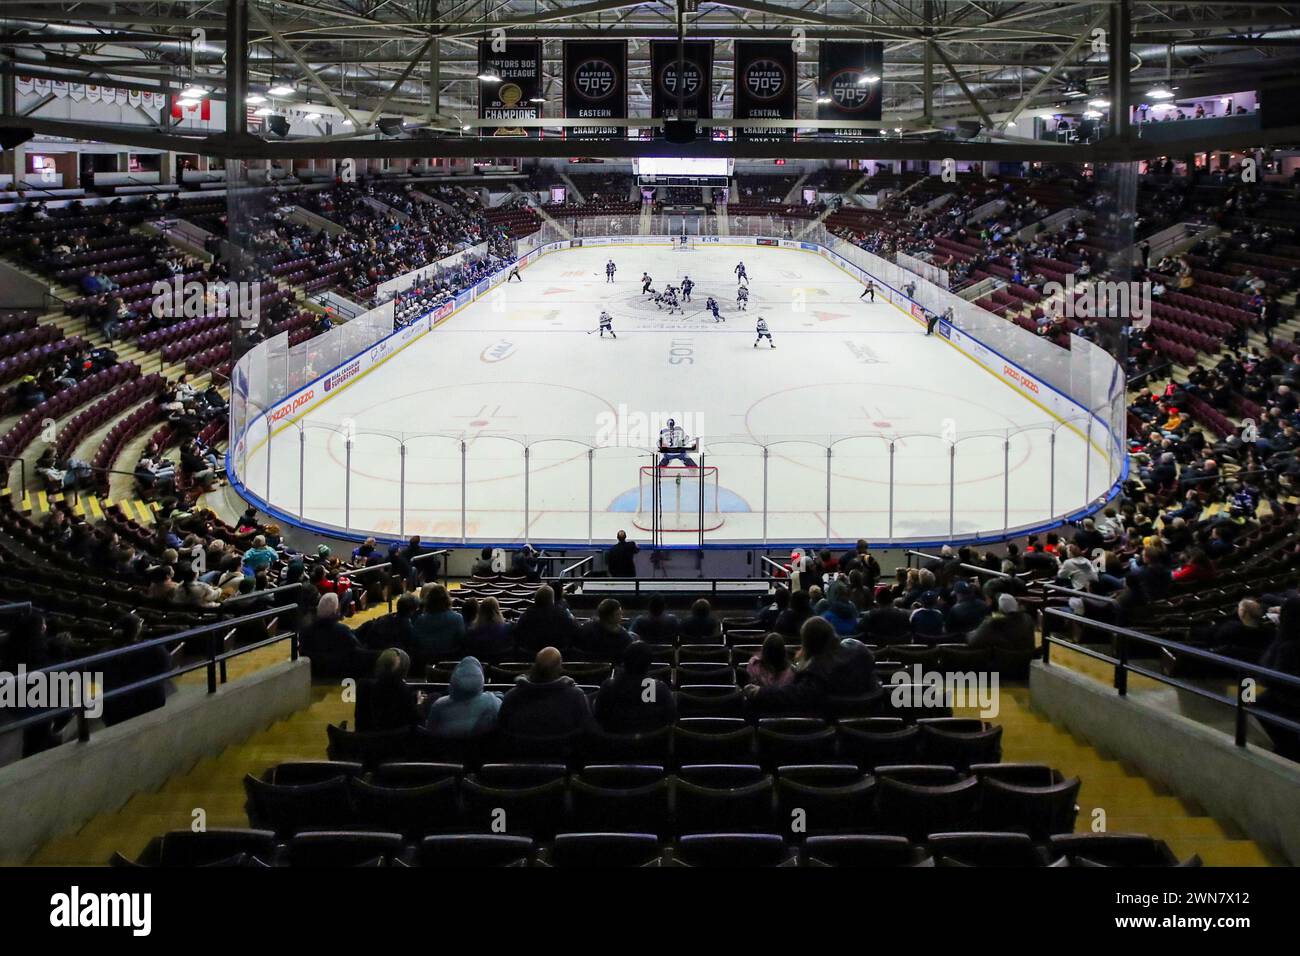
734,40,797,142
650,40,713,123
478,40,543,138
816,41,884,136
563,40,627,140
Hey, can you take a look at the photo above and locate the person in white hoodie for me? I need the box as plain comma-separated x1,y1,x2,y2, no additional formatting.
1056,543,1100,592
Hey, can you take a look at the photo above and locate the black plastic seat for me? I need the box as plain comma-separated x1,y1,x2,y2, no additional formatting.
916,718,1004,769
673,766,774,834
969,762,1060,787
583,725,672,764
569,773,672,837
125,828,277,867
326,723,414,767
674,685,746,718
802,834,931,867
927,831,1052,867
540,832,663,867
672,718,755,766
775,770,876,836
673,833,795,867
366,762,463,787
243,774,355,837
461,777,567,839
405,834,533,867
873,775,980,841
262,761,364,786
1049,833,1200,867
756,717,838,769
284,830,405,867
349,777,460,838
675,662,736,687
473,763,568,787
977,774,1081,840
836,718,921,769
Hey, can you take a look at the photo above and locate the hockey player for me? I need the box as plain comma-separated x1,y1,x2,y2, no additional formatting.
599,310,616,338
735,261,749,285
754,315,774,349
924,308,941,336
605,259,617,283
681,276,695,302
737,285,750,310
706,296,722,322
664,287,683,316
641,272,653,295
508,264,522,283
859,280,875,302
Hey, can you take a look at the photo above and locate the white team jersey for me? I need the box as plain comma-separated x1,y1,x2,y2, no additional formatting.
660,425,687,448
756,319,769,333
599,312,612,325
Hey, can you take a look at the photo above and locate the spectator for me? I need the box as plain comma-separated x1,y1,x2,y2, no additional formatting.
746,633,794,688
630,594,681,644
968,594,1037,652
679,598,722,642
365,648,420,731
512,584,578,654
300,592,367,678
497,646,593,737
359,593,419,652
593,641,677,732
746,617,878,715
576,598,634,661
409,583,465,664
424,656,502,739
463,595,513,662
607,529,639,577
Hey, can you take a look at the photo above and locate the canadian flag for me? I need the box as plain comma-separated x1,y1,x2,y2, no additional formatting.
171,95,212,122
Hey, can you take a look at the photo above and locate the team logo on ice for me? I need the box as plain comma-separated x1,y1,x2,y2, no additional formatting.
595,404,705,449
480,339,516,363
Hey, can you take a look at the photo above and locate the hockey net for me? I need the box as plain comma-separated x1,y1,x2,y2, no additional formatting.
634,464,724,533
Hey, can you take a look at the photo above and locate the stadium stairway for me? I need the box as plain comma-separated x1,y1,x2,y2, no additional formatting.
24,603,1277,866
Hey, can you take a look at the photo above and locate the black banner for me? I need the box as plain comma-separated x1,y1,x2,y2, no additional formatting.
734,41,797,142
816,41,884,136
650,40,714,124
563,40,627,140
478,40,543,138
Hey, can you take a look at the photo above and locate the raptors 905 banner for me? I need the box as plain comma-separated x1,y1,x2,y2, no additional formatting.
478,40,543,137
563,40,628,140
817,41,884,135
734,41,797,142
650,40,714,123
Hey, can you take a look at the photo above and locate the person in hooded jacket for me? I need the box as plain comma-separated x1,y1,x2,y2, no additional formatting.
511,584,578,654
425,656,502,738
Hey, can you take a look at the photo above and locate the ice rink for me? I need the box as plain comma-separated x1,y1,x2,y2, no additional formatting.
249,242,1116,546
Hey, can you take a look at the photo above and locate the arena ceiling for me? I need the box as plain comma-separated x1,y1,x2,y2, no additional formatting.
3,0,1300,159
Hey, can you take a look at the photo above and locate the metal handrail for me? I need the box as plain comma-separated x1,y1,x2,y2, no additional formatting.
560,554,595,578
0,603,297,743
0,454,27,500
1042,608,1300,747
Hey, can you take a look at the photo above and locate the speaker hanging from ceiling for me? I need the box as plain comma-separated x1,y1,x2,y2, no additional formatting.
265,115,290,138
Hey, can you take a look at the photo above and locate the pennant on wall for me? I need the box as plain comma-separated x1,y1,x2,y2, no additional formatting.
69,83,85,101
86,85,101,102
128,89,142,107
15,76,33,96
33,77,49,95
52,80,69,98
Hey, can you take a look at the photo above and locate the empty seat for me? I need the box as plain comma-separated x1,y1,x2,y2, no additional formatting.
284,831,405,867
836,718,920,769
672,834,795,867
349,777,460,838
916,719,1003,769
1049,833,1201,867
405,834,533,867
756,717,838,769
120,828,277,867
928,831,1052,867
802,834,931,867
262,761,363,786
673,765,774,834
672,718,755,765
675,685,746,718
243,775,355,836
540,832,663,868
977,774,1080,840
775,766,875,835
569,770,672,836
461,777,567,839
873,775,979,842
583,725,672,764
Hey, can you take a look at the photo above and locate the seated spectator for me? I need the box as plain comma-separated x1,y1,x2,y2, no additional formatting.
679,598,722,643
242,535,278,573
575,598,633,661
497,646,593,737
774,589,814,638
757,587,789,631
1056,543,1100,592
861,597,913,644
101,615,171,727
593,641,677,732
300,592,367,678
365,648,420,731
409,584,465,664
358,593,419,652
746,633,794,688
1208,598,1275,662
946,581,990,634
968,594,1037,652
909,592,946,640
463,595,513,662
470,546,495,576
424,656,502,739
746,617,878,715
821,592,861,636
1259,597,1300,759
630,594,681,645
511,584,578,654
1172,547,1216,585
172,567,222,608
